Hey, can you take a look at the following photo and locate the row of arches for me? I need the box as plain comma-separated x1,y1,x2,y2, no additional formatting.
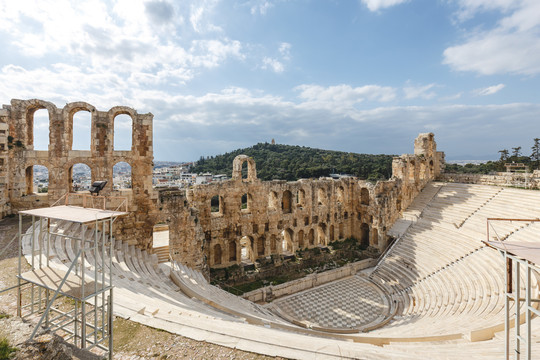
24,162,132,195
28,107,133,151
210,221,374,266
209,185,367,215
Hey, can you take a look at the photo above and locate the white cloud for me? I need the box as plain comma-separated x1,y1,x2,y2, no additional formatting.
403,83,437,100
444,0,540,75
279,42,292,60
474,84,506,96
250,0,274,15
360,0,409,12
262,57,284,73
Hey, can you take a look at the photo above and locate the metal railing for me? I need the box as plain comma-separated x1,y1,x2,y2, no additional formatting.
52,192,128,212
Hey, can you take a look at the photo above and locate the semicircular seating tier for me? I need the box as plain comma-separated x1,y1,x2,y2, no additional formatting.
22,181,540,359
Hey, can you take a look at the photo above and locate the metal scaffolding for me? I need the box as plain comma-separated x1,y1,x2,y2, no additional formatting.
485,218,540,360
15,205,127,360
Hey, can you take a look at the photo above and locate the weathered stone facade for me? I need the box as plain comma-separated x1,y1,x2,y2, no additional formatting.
0,99,158,244
0,99,444,274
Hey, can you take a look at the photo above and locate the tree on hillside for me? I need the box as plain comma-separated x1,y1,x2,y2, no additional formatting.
511,146,522,160
531,138,540,170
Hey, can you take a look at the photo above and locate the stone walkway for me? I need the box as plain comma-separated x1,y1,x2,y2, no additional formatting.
272,275,389,330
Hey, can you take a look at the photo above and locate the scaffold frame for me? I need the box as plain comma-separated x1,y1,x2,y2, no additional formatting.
484,218,540,360
15,205,128,360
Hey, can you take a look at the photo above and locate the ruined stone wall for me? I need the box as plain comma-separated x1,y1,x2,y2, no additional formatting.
159,132,444,271
0,99,158,245
0,99,443,273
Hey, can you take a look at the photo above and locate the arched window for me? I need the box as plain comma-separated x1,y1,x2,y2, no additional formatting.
72,110,91,150
114,114,132,150
241,193,251,211
211,195,221,214
282,229,294,253
329,225,335,242
337,186,345,204
339,223,344,239
360,223,370,248
113,162,132,190
32,109,49,151
360,188,370,205
228,241,237,262
268,191,278,210
297,230,304,249
241,161,248,180
282,190,292,214
257,236,265,256
25,165,49,195
318,188,327,206
240,236,254,263
69,163,91,192
213,244,222,265
297,189,305,208
270,234,278,253
308,229,314,246
317,223,327,246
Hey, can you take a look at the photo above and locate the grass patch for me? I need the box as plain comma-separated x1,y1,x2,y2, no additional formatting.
0,313,9,320
0,337,17,360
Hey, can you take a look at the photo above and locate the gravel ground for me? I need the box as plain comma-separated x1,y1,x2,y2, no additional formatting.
0,216,286,360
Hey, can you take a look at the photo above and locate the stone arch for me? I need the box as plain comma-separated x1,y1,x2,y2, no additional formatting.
64,102,96,150
241,193,252,211
372,228,379,246
213,244,222,265
339,223,344,239
232,155,257,181
360,188,370,205
337,185,345,205
282,190,292,214
257,236,265,256
296,188,305,208
429,159,434,175
297,230,304,249
268,191,278,210
329,224,335,242
211,195,223,214
282,228,294,253
318,187,327,206
113,161,132,190
108,106,137,151
308,228,315,246
360,223,370,248
228,241,237,262
67,161,93,192
317,223,327,246
22,99,57,149
270,234,278,253
240,236,255,263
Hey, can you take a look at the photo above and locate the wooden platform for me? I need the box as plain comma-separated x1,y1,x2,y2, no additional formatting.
19,267,106,300
19,205,128,224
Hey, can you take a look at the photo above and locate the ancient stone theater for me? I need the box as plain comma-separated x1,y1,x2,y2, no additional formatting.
1,99,539,359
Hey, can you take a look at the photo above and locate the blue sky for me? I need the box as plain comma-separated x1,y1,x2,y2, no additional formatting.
1,0,539,161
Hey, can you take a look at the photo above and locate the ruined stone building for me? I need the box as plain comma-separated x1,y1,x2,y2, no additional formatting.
0,99,444,274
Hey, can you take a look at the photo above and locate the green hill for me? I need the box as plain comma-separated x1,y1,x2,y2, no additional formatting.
191,143,395,181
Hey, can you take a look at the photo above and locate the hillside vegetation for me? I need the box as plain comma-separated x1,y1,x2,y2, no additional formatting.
191,142,394,181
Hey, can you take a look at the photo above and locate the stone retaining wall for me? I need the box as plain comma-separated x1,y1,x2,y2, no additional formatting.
242,258,376,303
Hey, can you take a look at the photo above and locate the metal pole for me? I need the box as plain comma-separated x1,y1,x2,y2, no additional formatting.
17,214,22,317
81,226,86,349
515,260,520,360
526,265,531,360
108,289,113,360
